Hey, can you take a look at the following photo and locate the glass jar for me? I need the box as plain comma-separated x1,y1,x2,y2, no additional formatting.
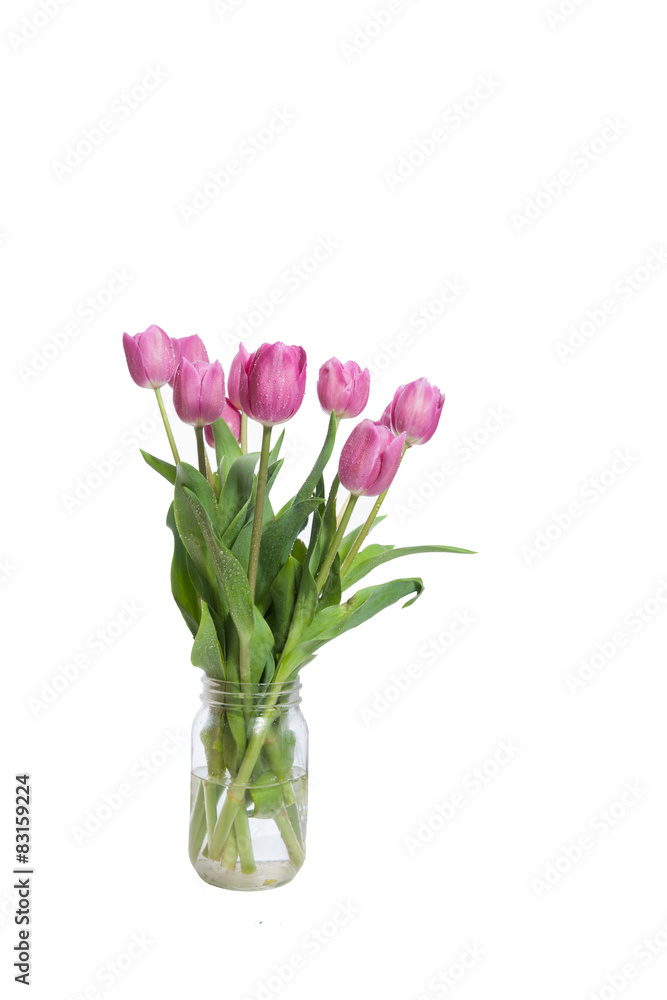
189,678,308,891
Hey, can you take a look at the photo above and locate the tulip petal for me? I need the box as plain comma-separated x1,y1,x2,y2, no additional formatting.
122,332,149,388
173,358,202,426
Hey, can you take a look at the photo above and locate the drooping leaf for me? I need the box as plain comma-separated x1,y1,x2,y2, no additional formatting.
141,450,177,485
166,502,201,636
191,601,225,680
276,577,424,679
342,544,476,589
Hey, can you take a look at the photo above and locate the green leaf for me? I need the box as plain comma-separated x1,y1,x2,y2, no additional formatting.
277,577,424,679
318,553,341,610
166,502,200,636
217,452,259,535
175,484,255,644
268,557,299,652
339,515,387,562
281,561,318,660
141,450,177,485
191,601,225,680
293,411,337,505
249,772,283,818
210,416,242,474
254,498,322,612
342,544,476,589
250,608,276,685
269,429,285,465
176,462,219,530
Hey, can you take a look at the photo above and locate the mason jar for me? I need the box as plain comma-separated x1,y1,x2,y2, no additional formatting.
189,678,308,891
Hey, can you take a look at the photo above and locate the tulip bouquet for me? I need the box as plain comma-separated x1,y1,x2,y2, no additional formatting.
122,325,472,889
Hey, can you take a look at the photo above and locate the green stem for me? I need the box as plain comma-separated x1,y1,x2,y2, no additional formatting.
189,779,207,864
233,806,257,873
154,387,180,464
203,780,221,854
340,445,409,578
315,494,358,594
274,806,305,869
208,690,282,860
247,425,272,601
241,413,248,455
194,426,207,479
220,822,239,870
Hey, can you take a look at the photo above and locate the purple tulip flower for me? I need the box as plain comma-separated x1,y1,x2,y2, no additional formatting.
317,358,370,419
387,378,445,446
122,325,176,389
173,359,225,427
339,419,406,497
238,342,307,426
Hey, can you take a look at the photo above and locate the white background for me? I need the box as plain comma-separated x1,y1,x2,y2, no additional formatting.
2,1,667,998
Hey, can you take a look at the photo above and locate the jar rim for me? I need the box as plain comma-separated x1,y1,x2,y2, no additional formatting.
199,676,302,705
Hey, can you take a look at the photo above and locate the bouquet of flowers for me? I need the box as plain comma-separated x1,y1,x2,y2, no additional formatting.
122,325,472,890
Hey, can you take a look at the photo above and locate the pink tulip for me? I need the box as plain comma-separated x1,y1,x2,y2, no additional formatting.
204,400,242,446
317,358,370,419
226,344,248,410
238,342,307,426
379,403,392,429
339,419,406,497
173,359,225,427
388,378,445,446
122,325,176,389
168,335,209,388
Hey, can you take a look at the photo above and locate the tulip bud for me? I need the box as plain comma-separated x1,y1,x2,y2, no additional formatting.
168,335,209,388
388,378,445,446
122,325,176,389
339,419,406,497
317,358,370,419
379,403,392,429
204,399,242,446
238,342,307,426
173,359,225,427
226,344,248,410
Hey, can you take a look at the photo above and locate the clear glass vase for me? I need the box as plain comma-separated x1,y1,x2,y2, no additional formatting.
189,677,308,891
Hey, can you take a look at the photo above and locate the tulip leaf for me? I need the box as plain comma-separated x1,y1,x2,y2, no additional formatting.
339,516,387,562
293,411,337,505
141,450,177,485
268,557,299,653
318,553,341,610
276,577,424,680
250,607,276,685
176,462,219,531
176,484,255,645
281,561,318,660
269,429,285,465
254,498,323,613
166,502,201,636
341,544,477,589
217,452,260,534
191,601,225,680
210,416,242,475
